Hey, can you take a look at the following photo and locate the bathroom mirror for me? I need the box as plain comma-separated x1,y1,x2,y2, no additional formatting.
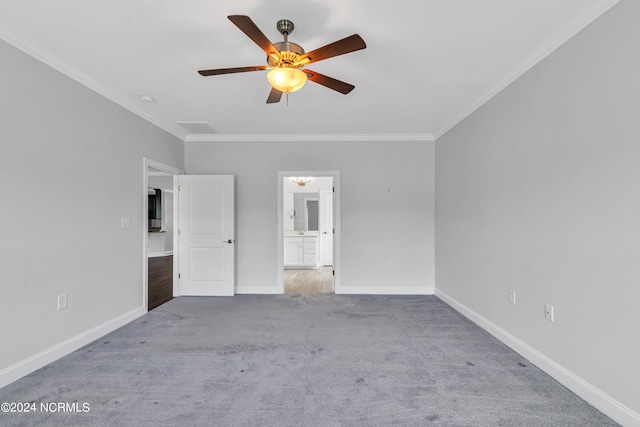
288,193,318,231
305,199,319,231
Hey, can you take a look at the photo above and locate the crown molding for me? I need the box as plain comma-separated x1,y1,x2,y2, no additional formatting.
184,133,435,143
0,23,431,145
434,0,621,140
2,0,618,144
0,23,188,142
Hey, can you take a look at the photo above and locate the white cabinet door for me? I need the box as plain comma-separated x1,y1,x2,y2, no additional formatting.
284,237,303,266
285,236,318,267
178,175,234,296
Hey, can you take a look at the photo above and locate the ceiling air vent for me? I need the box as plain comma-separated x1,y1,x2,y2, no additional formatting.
176,121,216,134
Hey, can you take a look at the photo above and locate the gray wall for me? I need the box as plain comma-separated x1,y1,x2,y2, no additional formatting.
0,39,184,381
435,0,639,421
186,140,435,294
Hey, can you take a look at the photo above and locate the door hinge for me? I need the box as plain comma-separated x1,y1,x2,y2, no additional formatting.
332,270,335,276
178,185,181,191
178,273,181,279
333,228,335,234
332,186,335,193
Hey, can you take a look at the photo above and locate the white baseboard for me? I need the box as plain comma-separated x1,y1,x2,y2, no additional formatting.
336,286,435,295
148,250,173,258
235,285,435,296
0,306,145,390
236,286,282,295
435,289,640,427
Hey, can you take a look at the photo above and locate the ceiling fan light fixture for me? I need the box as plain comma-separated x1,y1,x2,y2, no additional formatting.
197,15,366,103
267,67,307,93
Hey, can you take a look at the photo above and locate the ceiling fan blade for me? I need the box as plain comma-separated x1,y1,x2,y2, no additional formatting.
297,34,366,65
266,87,283,104
304,70,355,94
228,15,282,61
198,66,268,76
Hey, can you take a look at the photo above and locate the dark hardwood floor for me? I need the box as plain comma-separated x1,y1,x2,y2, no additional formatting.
148,255,173,310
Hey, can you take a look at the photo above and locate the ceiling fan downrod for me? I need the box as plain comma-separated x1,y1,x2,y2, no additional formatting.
269,19,305,67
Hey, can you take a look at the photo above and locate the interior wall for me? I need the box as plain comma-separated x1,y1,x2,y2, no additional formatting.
435,0,639,423
0,39,184,385
186,139,435,294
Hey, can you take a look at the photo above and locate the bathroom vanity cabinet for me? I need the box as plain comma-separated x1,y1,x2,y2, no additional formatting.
284,235,318,268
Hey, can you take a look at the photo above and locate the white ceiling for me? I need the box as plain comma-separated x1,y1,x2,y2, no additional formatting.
0,0,619,141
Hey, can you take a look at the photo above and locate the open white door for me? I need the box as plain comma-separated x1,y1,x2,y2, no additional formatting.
177,175,234,296
320,189,334,266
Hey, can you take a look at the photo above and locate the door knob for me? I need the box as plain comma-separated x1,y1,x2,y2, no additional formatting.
223,239,233,244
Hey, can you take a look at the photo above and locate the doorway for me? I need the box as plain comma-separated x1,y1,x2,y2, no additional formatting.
143,158,183,312
147,169,174,309
277,172,340,294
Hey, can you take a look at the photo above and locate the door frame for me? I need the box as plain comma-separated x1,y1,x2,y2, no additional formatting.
319,189,334,266
143,158,183,312
277,171,341,293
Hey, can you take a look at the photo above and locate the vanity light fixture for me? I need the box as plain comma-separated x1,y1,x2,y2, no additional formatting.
291,177,312,186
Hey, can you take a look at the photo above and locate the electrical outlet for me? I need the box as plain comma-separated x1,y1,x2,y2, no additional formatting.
242,259,248,267
58,294,68,311
508,290,516,305
121,217,130,228
387,261,393,269
545,304,554,321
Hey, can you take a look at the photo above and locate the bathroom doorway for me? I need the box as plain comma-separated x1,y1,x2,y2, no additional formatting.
277,172,340,294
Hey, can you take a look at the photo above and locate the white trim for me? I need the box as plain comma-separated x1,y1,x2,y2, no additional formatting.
336,286,434,295
186,133,435,143
434,0,621,140
277,171,341,294
0,306,144,389
143,158,184,312
435,289,640,427
0,0,617,144
236,286,282,295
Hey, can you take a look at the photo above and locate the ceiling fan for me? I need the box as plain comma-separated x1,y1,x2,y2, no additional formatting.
198,15,366,103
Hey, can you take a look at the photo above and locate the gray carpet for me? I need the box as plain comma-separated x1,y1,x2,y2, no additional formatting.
0,295,616,426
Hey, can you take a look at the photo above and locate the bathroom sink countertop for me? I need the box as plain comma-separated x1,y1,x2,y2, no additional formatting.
284,230,319,237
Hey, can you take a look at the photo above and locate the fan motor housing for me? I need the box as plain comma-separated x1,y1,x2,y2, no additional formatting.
267,19,305,68
268,41,305,67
